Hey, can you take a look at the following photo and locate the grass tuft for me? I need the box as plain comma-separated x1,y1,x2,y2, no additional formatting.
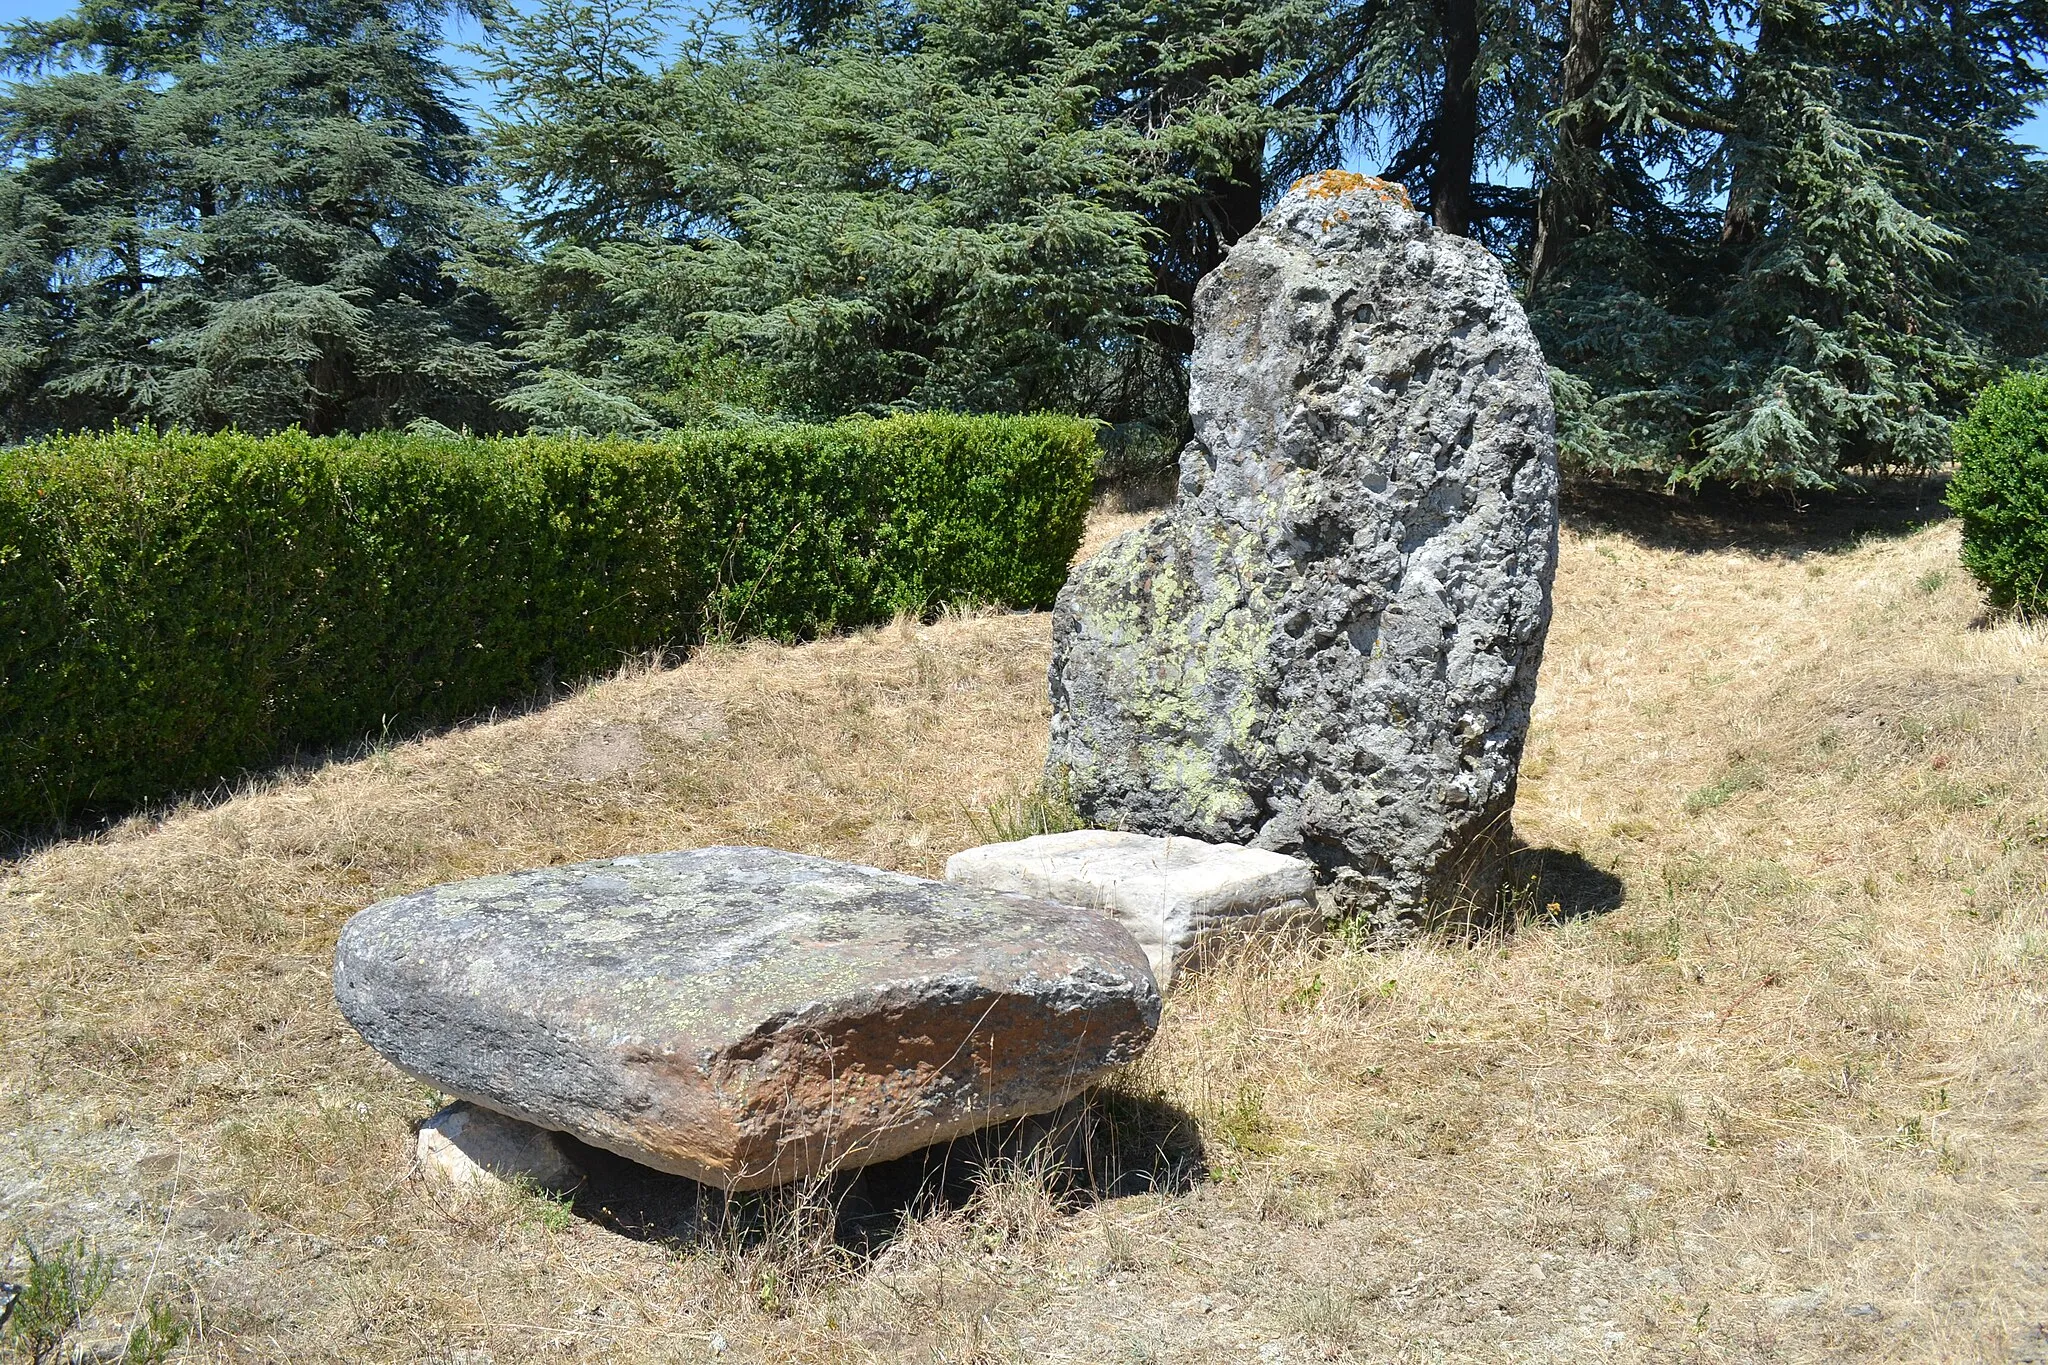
967,776,1085,844
1683,757,1769,813
2,1237,110,1365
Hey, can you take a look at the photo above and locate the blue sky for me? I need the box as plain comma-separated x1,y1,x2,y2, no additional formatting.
4,0,2047,152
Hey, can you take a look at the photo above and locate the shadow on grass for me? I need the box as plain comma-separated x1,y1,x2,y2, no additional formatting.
1100,468,1178,514
550,1085,1204,1258
1410,845,1626,940
0,678,603,865
1498,845,1627,931
1561,473,1952,557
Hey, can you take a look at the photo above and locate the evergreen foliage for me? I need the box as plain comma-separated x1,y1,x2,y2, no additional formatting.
2,0,2044,490
480,0,2048,488
481,0,1197,440
1530,0,2048,489
0,0,516,438
1948,370,2048,613
0,415,1097,831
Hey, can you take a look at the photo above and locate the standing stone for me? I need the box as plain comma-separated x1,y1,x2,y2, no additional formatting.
1048,172,1559,935
334,847,1158,1191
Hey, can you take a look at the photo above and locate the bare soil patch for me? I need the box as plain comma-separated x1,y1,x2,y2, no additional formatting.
3,501,2044,1362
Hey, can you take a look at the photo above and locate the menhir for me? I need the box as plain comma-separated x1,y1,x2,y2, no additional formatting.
1048,172,1559,936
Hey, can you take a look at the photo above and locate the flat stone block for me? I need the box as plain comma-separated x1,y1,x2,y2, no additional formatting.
945,831,1318,984
335,846,1159,1190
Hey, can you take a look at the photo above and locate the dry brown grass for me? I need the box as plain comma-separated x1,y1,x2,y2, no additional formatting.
3,495,2045,1363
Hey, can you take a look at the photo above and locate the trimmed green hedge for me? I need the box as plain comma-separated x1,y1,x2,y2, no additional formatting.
1948,373,2048,614
0,414,1096,832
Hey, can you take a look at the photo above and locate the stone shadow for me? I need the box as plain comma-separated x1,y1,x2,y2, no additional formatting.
1400,843,1622,941
550,1085,1205,1257
1491,845,1627,932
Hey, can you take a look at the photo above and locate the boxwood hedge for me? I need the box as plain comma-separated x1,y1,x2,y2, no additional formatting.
1948,372,2048,615
0,414,1096,832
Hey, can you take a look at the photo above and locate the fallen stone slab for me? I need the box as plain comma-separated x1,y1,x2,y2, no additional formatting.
1048,170,1559,936
417,1101,582,1191
945,831,1318,985
334,847,1159,1190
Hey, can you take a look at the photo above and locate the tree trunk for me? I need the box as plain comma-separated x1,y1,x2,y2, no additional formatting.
1431,0,1482,236
196,183,219,284
1529,0,1611,291
1220,142,1267,245
306,346,351,436
1147,135,1266,390
1720,142,1763,245
1721,3,1793,246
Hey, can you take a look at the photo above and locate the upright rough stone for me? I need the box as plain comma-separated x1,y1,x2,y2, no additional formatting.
1048,172,1559,935
334,847,1159,1190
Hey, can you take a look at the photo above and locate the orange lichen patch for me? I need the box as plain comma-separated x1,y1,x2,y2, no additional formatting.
1291,169,1414,210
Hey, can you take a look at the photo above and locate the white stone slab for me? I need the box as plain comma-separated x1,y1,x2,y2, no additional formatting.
417,1101,582,1191
945,831,1319,985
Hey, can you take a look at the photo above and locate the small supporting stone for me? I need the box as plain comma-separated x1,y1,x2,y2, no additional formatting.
946,831,1319,985
416,1102,582,1190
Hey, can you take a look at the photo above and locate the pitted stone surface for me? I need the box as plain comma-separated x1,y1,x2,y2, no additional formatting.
1047,172,1559,934
335,847,1159,1190
945,831,1317,985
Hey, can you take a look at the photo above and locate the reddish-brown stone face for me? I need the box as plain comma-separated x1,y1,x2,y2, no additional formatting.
334,847,1159,1189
